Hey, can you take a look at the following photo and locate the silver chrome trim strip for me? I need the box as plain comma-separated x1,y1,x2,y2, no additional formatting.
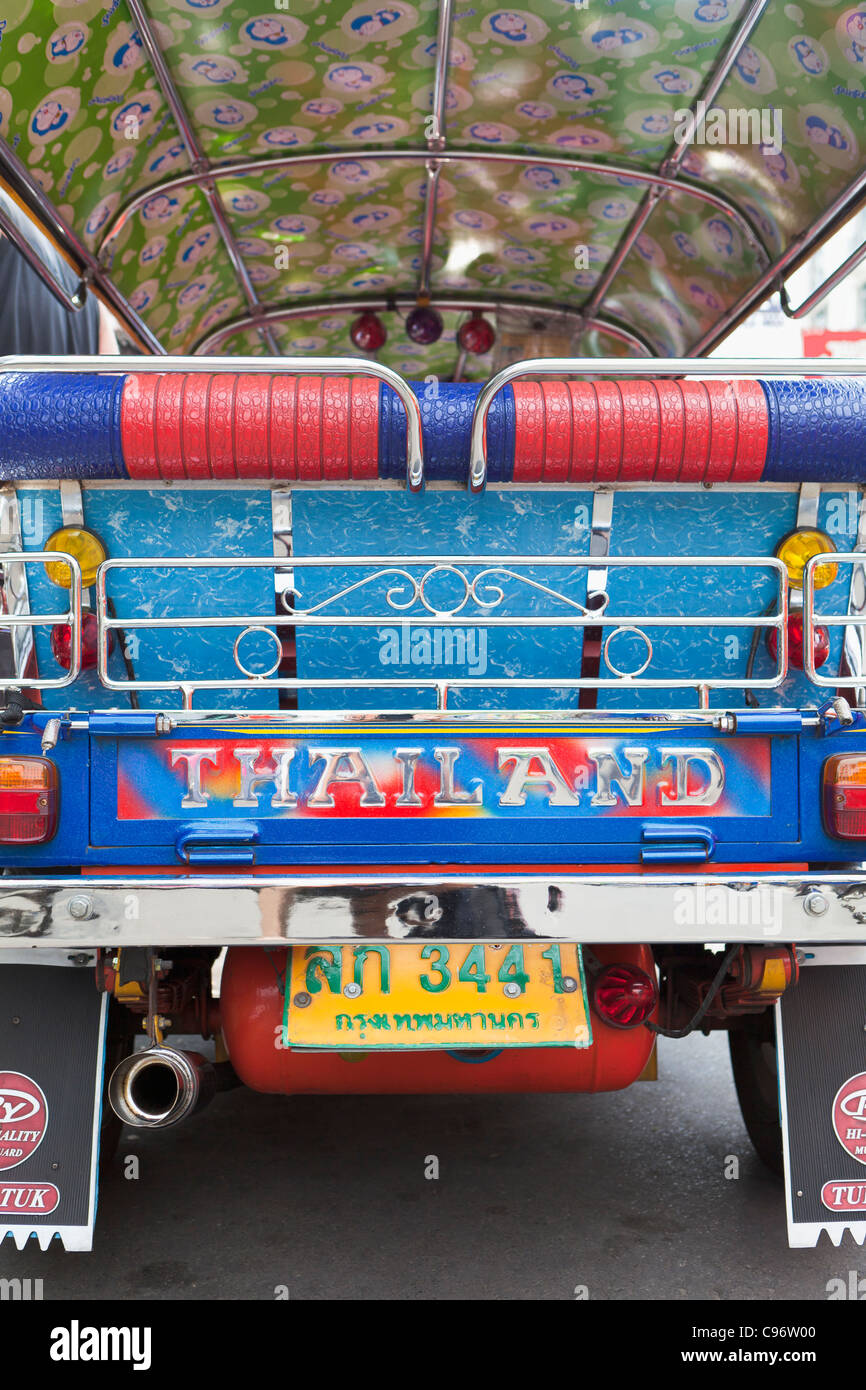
0,875,864,946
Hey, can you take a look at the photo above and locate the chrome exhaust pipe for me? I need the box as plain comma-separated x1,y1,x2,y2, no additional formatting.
108,1046,216,1129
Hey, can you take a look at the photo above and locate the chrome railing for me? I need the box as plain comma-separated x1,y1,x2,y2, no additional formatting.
468,357,866,491
0,356,425,492
804,552,866,695
0,551,82,688
90,553,789,711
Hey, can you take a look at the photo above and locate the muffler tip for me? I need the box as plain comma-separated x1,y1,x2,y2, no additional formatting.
108,1047,215,1129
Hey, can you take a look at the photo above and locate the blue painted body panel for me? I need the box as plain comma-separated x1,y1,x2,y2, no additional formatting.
292,486,593,712
0,480,860,872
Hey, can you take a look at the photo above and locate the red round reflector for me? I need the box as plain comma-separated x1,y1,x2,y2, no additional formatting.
592,964,658,1029
766,611,829,671
51,612,113,671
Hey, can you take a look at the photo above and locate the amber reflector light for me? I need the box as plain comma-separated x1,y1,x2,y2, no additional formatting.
824,754,866,839
0,757,58,843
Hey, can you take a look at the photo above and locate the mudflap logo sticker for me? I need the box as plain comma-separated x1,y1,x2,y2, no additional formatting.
832,1071,866,1166
821,1180,866,1213
0,1071,48,1170
0,1182,59,1214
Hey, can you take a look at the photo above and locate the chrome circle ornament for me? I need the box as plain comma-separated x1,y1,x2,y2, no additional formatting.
233,625,283,680
602,626,653,680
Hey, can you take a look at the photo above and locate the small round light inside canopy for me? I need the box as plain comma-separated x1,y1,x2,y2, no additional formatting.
44,526,107,589
457,312,495,355
406,303,443,345
775,528,837,591
350,311,386,352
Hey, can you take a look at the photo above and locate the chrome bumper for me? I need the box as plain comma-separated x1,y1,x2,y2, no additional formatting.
0,874,864,947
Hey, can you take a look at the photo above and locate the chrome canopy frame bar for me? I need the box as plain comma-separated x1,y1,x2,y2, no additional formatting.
0,354,425,491
0,139,163,353
468,356,866,492
192,295,655,358
0,199,87,316
97,147,771,269
692,168,866,354
780,234,866,320
0,0,863,363
124,0,280,356
580,0,771,322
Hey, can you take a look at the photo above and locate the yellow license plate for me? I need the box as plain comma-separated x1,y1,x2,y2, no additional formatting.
284,943,591,1050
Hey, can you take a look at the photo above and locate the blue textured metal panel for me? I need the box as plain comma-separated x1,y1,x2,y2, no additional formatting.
597,489,857,711
0,373,125,479
762,380,866,482
21,487,279,711
291,487,592,712
378,381,515,483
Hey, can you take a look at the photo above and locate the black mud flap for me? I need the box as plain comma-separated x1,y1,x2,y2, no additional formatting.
777,948,866,1248
0,955,107,1252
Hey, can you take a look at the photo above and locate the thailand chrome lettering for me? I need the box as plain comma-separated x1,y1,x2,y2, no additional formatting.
164,742,733,814
658,748,725,808
307,748,387,809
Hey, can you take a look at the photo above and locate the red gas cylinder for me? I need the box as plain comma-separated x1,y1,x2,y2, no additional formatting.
220,943,656,1095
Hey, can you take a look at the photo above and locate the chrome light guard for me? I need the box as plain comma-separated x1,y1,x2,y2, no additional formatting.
0,549,83,690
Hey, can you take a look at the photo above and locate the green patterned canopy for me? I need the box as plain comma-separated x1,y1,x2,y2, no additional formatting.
1,0,865,373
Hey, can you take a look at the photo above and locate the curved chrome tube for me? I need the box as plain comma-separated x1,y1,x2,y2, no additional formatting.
0,354,425,492
467,356,866,493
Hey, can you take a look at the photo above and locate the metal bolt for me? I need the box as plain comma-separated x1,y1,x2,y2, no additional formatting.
11,1016,19,1025
343,982,362,999
561,976,578,993
68,953,91,967
803,891,829,917
503,982,521,999
292,991,311,1009
796,1190,803,1198
51,1163,59,1171
67,894,93,922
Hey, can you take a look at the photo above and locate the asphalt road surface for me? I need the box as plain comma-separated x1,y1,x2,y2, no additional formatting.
1,1029,861,1301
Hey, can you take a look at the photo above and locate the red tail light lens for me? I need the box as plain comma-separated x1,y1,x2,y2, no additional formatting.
824,755,866,839
592,964,658,1029
50,612,112,671
766,611,830,671
0,757,58,843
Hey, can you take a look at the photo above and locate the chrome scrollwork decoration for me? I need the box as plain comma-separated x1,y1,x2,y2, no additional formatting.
282,563,592,621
